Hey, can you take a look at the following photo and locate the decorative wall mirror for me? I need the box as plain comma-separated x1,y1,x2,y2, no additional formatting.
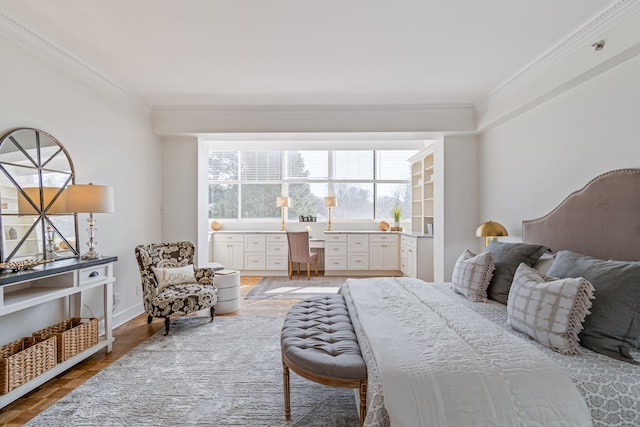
0,128,79,262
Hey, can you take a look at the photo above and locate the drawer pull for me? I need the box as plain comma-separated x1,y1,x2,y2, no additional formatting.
89,271,99,278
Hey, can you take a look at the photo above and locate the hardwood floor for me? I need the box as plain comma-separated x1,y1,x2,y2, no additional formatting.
0,276,298,426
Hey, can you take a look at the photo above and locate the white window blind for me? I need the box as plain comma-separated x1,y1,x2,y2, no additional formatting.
334,151,374,180
241,151,281,181
209,151,238,180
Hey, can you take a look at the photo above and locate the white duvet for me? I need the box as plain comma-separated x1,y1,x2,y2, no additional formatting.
343,278,592,427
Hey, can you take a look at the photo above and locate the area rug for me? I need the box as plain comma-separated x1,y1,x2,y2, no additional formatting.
244,276,351,299
27,316,360,427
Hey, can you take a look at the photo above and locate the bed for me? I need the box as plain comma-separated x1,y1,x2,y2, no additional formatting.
340,169,640,427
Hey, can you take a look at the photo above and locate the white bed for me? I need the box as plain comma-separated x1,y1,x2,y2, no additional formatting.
341,169,640,427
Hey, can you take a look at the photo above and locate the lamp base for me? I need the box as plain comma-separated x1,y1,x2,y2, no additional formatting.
81,249,102,260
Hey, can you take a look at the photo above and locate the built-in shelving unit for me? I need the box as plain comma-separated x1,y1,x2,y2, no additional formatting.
409,147,435,236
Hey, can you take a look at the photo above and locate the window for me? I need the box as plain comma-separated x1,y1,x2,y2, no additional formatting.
208,148,416,220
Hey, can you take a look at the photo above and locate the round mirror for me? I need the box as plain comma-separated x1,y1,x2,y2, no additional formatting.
0,128,79,262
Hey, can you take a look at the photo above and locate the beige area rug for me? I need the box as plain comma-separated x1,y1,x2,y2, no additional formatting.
26,316,360,426
244,276,352,299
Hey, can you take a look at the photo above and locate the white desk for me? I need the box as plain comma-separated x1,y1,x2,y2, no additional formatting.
310,238,325,249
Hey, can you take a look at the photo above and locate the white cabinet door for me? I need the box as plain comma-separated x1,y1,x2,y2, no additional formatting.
370,234,399,270
213,234,244,270
401,235,417,278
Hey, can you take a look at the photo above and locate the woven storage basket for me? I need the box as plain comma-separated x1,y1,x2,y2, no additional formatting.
0,336,57,394
32,318,98,363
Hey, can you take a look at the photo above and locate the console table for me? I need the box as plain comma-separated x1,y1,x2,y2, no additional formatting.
0,256,117,408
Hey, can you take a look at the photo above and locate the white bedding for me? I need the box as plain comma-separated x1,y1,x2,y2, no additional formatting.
341,277,593,427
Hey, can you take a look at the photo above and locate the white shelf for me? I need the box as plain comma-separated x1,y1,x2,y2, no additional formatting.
0,337,114,408
0,257,116,409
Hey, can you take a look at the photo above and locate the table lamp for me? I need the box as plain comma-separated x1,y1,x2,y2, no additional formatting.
276,196,290,231
324,196,336,231
66,183,114,259
475,220,508,247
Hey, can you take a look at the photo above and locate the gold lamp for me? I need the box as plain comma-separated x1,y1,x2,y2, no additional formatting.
276,196,290,231
324,196,337,231
66,183,115,259
475,221,508,247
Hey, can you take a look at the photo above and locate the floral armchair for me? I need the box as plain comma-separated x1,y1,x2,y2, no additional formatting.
134,241,218,335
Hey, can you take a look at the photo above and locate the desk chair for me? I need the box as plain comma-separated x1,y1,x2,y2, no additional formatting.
286,231,319,279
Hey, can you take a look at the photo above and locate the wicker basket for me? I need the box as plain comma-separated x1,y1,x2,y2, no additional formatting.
0,336,57,394
32,318,98,363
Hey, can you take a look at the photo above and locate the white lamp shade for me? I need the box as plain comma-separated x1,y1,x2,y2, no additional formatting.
66,184,114,213
276,196,290,208
18,187,67,215
324,196,337,207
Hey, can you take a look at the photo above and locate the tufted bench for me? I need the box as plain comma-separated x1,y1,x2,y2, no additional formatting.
281,295,367,426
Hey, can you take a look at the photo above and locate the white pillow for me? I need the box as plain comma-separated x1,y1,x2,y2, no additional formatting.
152,264,196,291
451,249,495,302
507,263,594,355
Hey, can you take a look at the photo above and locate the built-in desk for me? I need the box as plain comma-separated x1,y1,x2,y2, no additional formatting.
0,256,117,408
310,238,325,249
209,230,432,279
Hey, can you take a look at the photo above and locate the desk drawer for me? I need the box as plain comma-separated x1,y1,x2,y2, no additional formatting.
267,257,288,270
79,265,110,286
267,242,287,256
325,256,346,270
325,234,346,243
244,253,265,270
244,235,266,252
348,253,369,270
348,235,369,252
325,242,346,255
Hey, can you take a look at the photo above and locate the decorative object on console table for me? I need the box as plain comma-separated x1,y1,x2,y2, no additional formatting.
65,183,114,260
324,196,336,231
276,196,290,231
475,220,508,247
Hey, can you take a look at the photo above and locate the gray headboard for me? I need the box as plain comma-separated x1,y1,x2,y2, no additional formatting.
522,169,640,261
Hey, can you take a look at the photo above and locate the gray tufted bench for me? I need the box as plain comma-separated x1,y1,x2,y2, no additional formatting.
281,294,367,426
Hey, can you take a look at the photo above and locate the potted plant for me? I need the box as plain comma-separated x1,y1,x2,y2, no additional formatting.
392,206,402,230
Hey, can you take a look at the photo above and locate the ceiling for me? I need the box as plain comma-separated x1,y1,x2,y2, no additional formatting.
0,0,611,109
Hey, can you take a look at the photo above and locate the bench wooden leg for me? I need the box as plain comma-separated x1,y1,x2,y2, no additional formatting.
359,381,367,427
283,358,291,420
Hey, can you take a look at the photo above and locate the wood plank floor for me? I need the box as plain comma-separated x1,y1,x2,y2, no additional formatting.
0,276,299,426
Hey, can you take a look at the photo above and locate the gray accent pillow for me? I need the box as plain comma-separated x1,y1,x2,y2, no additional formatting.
451,249,495,302
482,241,549,304
508,263,594,355
547,250,640,364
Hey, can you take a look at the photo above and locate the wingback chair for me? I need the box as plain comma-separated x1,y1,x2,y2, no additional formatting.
134,241,218,335
286,231,319,280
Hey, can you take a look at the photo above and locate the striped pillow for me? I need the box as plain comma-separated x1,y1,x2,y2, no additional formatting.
452,250,495,302
507,263,595,355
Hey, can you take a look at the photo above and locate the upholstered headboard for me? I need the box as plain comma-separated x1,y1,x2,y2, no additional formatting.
522,169,640,261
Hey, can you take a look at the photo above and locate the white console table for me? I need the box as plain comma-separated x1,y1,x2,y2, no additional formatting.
0,256,117,408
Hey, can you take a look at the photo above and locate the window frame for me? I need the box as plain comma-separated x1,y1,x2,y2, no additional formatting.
208,148,415,220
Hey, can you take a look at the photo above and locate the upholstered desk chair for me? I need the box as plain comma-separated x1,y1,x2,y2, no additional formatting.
286,231,319,280
134,241,218,335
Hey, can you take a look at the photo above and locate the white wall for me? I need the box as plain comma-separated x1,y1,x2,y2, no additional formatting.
0,35,162,340
433,135,479,281
160,136,210,266
478,53,640,241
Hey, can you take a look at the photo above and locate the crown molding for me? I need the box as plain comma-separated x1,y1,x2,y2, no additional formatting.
476,0,640,110
0,11,150,113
